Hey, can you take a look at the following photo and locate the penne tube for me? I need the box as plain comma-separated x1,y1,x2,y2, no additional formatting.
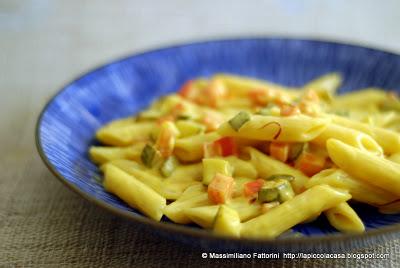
388,152,400,165
103,165,166,221
245,147,308,193
324,202,365,233
174,132,220,162
222,156,258,179
330,89,388,111
330,114,400,154
161,163,203,200
163,193,211,224
378,200,400,214
311,123,383,156
304,72,342,95
213,73,298,97
89,142,146,164
241,185,351,238
105,159,164,196
306,169,398,206
96,122,154,146
184,197,262,229
327,139,400,196
218,115,330,142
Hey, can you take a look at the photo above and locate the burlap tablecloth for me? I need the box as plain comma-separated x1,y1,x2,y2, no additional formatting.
1,1,400,267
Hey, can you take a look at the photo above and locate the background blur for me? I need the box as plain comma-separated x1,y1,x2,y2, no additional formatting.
1,0,400,266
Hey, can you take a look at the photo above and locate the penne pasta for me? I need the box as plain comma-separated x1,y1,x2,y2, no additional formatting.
241,185,351,238
218,114,330,142
96,122,155,146
245,147,308,193
306,169,398,206
90,73,400,238
311,124,383,156
330,114,400,154
327,139,400,196
324,202,365,233
103,165,166,221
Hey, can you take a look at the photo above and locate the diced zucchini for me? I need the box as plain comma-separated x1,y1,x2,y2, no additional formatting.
160,156,180,177
228,111,250,131
175,120,205,138
276,180,295,202
266,174,295,182
258,179,295,203
202,158,233,185
213,205,241,237
141,144,162,168
258,186,279,203
288,143,305,161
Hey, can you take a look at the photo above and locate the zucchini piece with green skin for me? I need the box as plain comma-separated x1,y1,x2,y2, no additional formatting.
258,179,295,203
288,143,305,161
213,205,241,237
228,111,251,131
276,180,295,202
202,158,233,185
141,144,156,167
258,187,279,203
160,156,180,177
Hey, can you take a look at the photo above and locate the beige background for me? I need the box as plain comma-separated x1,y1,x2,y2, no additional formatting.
1,0,400,267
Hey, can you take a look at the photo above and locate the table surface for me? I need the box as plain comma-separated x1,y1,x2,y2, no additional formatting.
2,0,400,267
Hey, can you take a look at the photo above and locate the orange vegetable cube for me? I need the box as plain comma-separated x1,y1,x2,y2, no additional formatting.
208,173,235,204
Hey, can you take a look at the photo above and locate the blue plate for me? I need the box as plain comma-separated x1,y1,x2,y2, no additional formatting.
36,38,400,253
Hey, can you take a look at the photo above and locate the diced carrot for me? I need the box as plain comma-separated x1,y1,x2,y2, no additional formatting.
156,122,179,158
248,88,275,106
208,173,235,204
269,142,290,162
303,89,320,102
214,137,237,157
295,152,326,176
280,104,300,116
243,179,265,197
202,112,223,132
204,79,227,108
157,115,175,125
178,80,197,100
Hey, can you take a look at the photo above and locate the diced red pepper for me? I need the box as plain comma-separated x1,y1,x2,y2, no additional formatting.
208,173,235,204
214,137,237,157
295,152,326,176
270,142,290,162
243,179,265,197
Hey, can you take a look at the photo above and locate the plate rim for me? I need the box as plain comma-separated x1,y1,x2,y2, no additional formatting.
35,36,400,249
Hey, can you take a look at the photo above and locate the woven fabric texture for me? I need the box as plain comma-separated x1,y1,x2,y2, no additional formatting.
0,151,398,267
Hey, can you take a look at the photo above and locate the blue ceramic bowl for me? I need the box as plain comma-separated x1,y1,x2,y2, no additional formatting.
36,38,400,253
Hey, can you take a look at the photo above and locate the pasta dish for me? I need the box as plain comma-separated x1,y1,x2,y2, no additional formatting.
89,73,400,238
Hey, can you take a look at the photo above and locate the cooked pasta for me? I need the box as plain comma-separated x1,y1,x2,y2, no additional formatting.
90,73,400,238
